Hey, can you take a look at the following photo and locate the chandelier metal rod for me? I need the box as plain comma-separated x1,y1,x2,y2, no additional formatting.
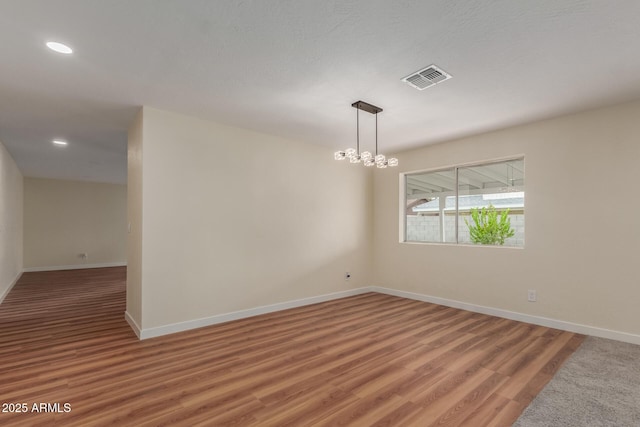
375,113,378,156
356,106,360,155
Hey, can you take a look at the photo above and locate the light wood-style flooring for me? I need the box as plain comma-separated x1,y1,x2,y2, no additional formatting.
0,267,584,426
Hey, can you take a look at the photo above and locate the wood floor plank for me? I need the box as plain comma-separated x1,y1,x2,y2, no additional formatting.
0,267,585,426
457,392,511,427
496,331,574,400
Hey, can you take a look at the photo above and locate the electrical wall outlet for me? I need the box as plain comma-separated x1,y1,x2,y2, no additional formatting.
79,253,88,260
345,272,351,281
527,289,537,302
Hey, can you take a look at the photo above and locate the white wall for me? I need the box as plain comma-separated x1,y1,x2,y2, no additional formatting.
23,178,127,270
130,107,372,331
0,140,23,303
374,100,640,339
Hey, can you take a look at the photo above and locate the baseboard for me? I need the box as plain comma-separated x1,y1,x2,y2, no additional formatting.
0,271,22,305
129,285,640,345
124,311,142,339
23,262,127,272
371,286,640,346
137,287,372,340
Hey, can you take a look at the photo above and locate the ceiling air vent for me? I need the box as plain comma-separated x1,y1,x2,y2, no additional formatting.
402,64,452,90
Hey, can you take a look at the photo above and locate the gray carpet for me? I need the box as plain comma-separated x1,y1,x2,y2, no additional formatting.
514,336,640,427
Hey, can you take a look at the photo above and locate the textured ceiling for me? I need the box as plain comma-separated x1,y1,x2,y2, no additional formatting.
1,0,640,184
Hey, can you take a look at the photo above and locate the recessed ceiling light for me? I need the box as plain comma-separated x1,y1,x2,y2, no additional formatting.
52,139,68,146
46,41,73,54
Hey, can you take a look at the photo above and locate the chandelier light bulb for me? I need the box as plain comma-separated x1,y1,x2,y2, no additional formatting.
334,151,346,160
387,158,399,167
46,41,73,54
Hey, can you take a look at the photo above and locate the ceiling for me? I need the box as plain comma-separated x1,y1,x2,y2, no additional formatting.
1,1,639,185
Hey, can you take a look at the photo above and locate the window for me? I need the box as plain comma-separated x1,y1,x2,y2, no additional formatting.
404,158,524,247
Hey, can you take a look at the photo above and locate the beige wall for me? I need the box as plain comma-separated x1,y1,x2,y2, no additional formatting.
374,100,640,337
132,107,372,330
24,178,127,269
0,140,23,301
126,110,143,327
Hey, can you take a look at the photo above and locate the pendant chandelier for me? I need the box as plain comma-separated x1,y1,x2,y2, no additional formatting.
334,101,398,168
